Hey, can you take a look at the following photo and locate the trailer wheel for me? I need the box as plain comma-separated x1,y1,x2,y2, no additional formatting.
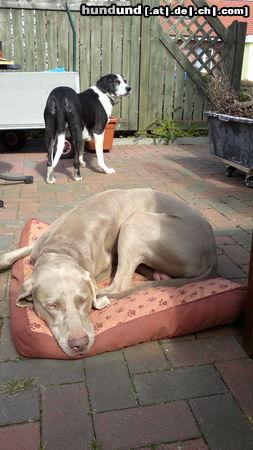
60,138,75,159
1,130,27,151
245,176,253,188
225,166,236,177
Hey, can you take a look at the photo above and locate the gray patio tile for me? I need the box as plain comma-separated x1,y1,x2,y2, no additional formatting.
0,387,40,426
0,359,85,386
133,365,227,405
84,350,137,412
190,393,253,450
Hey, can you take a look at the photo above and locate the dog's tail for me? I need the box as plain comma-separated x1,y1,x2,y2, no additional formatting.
0,244,34,270
52,100,66,168
52,132,65,168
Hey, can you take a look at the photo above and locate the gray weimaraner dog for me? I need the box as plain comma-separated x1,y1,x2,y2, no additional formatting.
0,189,217,357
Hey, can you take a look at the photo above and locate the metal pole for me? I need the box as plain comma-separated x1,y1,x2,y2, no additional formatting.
66,3,77,72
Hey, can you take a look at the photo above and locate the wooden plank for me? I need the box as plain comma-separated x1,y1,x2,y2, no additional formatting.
90,15,102,84
147,16,164,124
79,15,90,90
173,62,185,122
68,11,79,72
222,159,253,176
23,9,36,71
11,9,24,69
243,234,253,358
0,1,131,11
0,9,12,59
127,3,141,130
228,21,247,90
138,0,152,129
46,10,58,70
57,10,68,71
111,16,123,119
120,16,131,129
34,10,46,71
101,16,112,76
183,74,195,124
193,85,204,122
163,50,176,119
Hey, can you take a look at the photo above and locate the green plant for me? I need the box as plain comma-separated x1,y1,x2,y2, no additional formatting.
0,376,38,396
135,118,207,142
135,117,186,143
90,439,103,450
184,126,208,137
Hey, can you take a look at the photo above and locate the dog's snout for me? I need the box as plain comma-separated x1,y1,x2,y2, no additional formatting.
69,335,89,353
126,86,131,93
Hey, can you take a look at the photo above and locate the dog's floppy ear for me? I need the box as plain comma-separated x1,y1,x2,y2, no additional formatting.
86,275,110,310
96,74,117,95
93,295,111,310
96,75,109,93
16,276,33,307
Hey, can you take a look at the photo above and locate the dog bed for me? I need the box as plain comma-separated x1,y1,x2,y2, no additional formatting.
9,218,246,359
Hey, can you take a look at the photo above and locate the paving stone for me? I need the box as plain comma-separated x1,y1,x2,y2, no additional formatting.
93,402,200,449
207,199,237,214
0,422,40,450
123,341,169,374
216,359,253,420
155,439,208,449
84,350,137,412
162,336,247,367
133,365,227,405
0,318,19,361
196,322,243,338
0,387,40,426
222,244,250,265
217,254,247,279
41,383,93,450
0,299,9,317
0,359,84,386
231,231,252,250
190,393,253,450
0,234,13,251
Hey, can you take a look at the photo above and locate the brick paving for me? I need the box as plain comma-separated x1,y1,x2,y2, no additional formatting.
0,138,253,449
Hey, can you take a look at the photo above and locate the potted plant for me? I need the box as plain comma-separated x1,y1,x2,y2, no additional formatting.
85,117,119,152
204,73,253,187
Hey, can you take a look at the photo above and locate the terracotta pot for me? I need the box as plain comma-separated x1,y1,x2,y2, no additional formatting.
85,117,118,152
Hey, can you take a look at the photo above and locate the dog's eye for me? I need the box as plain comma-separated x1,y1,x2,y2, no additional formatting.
48,303,58,310
80,298,88,305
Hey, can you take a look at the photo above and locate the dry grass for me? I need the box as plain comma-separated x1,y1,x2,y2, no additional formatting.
0,377,38,396
205,72,253,119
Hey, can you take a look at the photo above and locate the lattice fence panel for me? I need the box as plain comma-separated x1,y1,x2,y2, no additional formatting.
160,0,226,76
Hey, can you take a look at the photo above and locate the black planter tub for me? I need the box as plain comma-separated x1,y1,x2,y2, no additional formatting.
205,111,253,188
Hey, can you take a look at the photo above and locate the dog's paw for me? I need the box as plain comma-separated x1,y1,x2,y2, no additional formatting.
79,156,86,168
104,167,116,174
46,176,56,184
73,169,83,181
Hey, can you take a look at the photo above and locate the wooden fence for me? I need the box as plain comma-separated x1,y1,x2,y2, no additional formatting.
0,0,246,131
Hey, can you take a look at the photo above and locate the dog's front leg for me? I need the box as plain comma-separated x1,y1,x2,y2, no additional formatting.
94,132,115,174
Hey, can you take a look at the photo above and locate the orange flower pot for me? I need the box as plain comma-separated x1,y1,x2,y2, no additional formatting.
85,117,118,152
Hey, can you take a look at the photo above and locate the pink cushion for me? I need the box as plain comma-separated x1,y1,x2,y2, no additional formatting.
10,219,246,359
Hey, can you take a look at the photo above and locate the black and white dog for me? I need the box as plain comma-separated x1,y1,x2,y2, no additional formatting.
44,74,131,184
